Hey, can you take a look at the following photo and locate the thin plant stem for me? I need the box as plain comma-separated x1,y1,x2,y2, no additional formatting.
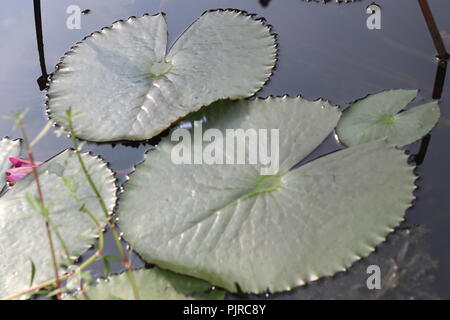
18,121,61,300
418,0,449,60
66,111,140,300
3,211,105,300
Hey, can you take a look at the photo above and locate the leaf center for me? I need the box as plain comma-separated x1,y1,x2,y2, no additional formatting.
149,58,173,77
378,114,396,125
251,174,282,195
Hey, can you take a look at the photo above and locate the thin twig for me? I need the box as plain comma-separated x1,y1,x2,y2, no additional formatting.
66,111,140,300
18,121,61,300
418,0,449,60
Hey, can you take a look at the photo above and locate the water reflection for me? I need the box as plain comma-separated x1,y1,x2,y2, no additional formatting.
259,0,271,8
414,0,449,167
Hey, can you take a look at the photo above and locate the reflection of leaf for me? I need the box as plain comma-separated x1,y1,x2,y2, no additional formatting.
118,97,416,293
275,226,439,300
0,138,21,187
336,90,440,147
47,10,277,142
66,268,225,300
0,150,116,299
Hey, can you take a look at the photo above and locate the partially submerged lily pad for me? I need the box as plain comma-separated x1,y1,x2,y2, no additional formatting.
336,89,440,147
0,149,116,299
0,138,21,186
47,10,277,142
118,97,416,293
66,268,225,300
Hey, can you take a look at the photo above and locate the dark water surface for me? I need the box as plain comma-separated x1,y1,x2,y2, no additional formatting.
0,0,449,299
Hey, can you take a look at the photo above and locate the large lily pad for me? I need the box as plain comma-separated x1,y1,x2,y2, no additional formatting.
118,97,416,293
0,138,21,187
47,10,277,142
66,268,225,300
336,90,440,147
0,150,116,299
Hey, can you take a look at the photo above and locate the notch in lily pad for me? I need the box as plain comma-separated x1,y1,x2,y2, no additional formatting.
117,97,416,294
47,10,277,142
336,89,440,147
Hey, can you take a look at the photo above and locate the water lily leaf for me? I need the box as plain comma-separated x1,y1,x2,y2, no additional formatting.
47,10,277,142
66,268,225,300
0,150,116,299
336,90,441,147
118,97,416,293
0,138,21,187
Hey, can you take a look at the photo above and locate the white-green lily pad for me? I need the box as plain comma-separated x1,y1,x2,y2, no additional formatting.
47,10,277,142
66,268,225,300
0,150,116,299
0,138,21,187
336,89,440,147
118,97,416,293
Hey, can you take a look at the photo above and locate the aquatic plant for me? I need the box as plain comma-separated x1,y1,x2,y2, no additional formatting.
0,8,443,300
47,10,277,142
5,157,44,183
0,140,116,299
66,268,225,300
336,90,440,147
117,97,416,293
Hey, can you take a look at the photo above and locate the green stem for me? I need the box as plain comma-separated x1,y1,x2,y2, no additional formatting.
3,216,105,300
66,112,140,300
19,122,62,300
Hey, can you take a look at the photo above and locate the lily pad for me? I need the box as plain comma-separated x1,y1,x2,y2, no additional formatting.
66,268,225,300
47,10,277,142
118,97,416,293
0,150,116,299
336,89,440,147
0,138,21,187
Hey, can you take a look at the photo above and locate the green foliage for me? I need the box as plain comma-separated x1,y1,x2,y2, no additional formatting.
336,90,440,147
65,268,225,300
118,97,416,293
0,7,442,300
0,147,116,299
47,10,277,142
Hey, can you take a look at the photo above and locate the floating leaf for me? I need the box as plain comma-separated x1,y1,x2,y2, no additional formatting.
0,150,116,299
118,97,416,293
336,90,440,147
0,138,21,187
47,10,277,142
66,268,225,300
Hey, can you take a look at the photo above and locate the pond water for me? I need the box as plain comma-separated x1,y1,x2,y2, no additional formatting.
0,0,449,299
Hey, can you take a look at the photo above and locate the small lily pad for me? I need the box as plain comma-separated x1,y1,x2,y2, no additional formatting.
0,150,116,299
336,89,440,147
47,10,277,142
0,138,21,187
66,268,225,300
118,97,416,293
